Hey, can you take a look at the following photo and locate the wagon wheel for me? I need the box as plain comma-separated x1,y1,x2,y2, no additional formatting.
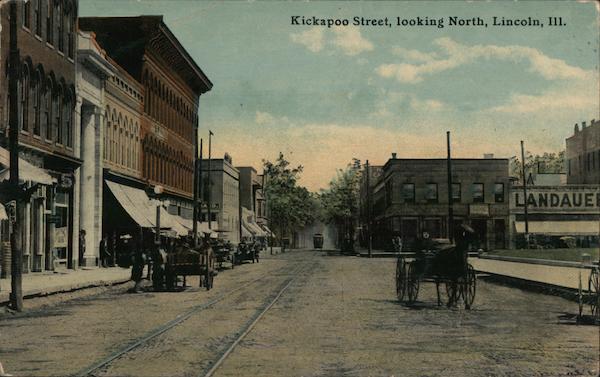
395,256,406,301
406,262,420,304
588,268,600,320
462,264,476,310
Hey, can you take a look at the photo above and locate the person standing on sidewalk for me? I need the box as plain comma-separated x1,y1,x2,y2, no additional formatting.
79,230,86,267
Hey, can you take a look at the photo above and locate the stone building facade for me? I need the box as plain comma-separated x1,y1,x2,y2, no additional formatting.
365,157,510,251
200,156,240,243
0,0,79,272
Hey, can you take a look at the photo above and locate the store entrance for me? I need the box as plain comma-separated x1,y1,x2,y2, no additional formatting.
471,219,487,251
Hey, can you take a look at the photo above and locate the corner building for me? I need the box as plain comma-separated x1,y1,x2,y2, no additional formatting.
79,16,212,258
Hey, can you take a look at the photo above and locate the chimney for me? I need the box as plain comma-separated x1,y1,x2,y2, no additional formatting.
582,121,587,128
391,153,397,159
574,123,579,133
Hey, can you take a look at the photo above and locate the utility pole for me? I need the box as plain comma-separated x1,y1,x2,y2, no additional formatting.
447,131,454,242
199,138,203,227
521,140,530,245
9,0,23,311
366,160,372,258
192,123,199,246
207,131,213,229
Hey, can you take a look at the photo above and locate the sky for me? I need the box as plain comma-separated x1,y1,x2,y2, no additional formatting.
80,1,600,191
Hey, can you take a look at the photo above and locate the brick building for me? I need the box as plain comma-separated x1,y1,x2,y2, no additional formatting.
79,16,212,259
566,119,600,184
0,0,79,272
363,156,510,251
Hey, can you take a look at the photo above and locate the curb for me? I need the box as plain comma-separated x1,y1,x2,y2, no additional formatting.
479,254,598,269
476,270,581,302
0,277,132,307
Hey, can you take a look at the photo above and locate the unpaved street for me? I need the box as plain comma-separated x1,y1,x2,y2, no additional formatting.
0,250,598,377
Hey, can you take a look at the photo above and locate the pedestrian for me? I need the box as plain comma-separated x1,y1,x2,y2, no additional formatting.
99,235,109,267
0,361,12,376
79,230,86,267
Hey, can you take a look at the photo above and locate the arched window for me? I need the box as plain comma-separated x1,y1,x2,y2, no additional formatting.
53,84,62,144
46,0,53,44
62,90,72,147
66,8,74,58
19,65,30,132
32,71,41,136
43,78,52,141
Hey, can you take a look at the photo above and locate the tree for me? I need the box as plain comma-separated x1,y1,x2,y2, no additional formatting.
263,152,317,246
319,159,362,251
510,150,565,180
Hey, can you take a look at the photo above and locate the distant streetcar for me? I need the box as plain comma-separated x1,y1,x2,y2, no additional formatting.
313,234,324,249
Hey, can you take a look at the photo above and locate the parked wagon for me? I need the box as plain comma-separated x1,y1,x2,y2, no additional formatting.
235,240,259,264
165,241,216,291
212,239,236,269
396,225,477,309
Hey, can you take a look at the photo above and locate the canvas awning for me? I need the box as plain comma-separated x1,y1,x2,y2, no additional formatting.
105,180,187,236
241,207,266,237
241,223,252,238
515,221,600,236
0,147,55,185
260,224,273,235
172,216,218,237
0,203,7,221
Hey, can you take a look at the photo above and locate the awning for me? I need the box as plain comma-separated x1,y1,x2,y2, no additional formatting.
515,221,600,236
0,203,7,221
241,223,252,238
105,180,187,236
0,147,55,185
172,216,218,237
260,224,273,235
241,207,266,237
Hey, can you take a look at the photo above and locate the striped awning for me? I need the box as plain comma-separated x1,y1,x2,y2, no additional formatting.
0,147,55,185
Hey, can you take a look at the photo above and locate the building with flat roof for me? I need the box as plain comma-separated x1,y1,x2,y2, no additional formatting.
363,155,510,251
566,119,600,185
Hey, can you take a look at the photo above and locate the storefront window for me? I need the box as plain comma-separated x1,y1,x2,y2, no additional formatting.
472,183,484,203
402,183,415,203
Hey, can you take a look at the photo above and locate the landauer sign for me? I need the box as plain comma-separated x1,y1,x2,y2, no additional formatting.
511,187,600,213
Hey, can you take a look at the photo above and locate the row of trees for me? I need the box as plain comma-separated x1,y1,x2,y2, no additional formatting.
509,151,565,179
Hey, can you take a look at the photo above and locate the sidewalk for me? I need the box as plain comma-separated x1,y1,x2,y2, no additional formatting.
470,257,594,291
0,267,132,305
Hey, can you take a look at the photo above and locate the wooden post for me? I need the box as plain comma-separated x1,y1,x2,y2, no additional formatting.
447,131,454,242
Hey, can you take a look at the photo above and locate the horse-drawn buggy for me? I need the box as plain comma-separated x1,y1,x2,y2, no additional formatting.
160,238,216,291
395,225,477,309
235,239,260,264
578,262,600,323
211,238,236,269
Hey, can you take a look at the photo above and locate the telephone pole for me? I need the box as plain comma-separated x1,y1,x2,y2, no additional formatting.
366,160,372,258
9,0,24,311
447,131,454,242
521,140,530,244
207,131,213,229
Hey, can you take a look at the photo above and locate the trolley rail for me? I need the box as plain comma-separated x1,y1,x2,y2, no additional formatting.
73,260,311,377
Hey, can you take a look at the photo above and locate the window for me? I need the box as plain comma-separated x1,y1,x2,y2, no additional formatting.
23,0,31,28
402,183,415,203
62,94,72,147
66,11,74,58
34,0,42,36
385,180,393,206
32,74,40,136
425,183,438,203
494,183,504,203
19,67,29,132
472,183,484,203
57,1,64,52
43,80,52,141
452,183,461,203
46,0,53,44
53,86,62,144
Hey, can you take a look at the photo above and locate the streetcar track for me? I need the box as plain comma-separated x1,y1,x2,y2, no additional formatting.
73,259,310,377
201,260,316,377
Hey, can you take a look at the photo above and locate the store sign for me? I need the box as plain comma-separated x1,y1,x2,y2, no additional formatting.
59,173,73,189
511,187,600,213
54,227,68,248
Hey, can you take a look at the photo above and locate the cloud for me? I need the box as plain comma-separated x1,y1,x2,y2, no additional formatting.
331,26,374,56
291,26,373,56
369,90,448,120
486,87,597,114
290,27,324,53
377,37,594,84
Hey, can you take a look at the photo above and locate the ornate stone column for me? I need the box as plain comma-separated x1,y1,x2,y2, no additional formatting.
79,103,98,267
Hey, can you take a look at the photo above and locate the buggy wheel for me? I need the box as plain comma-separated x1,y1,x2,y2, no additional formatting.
406,262,419,303
395,257,406,301
462,265,476,310
588,268,600,319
